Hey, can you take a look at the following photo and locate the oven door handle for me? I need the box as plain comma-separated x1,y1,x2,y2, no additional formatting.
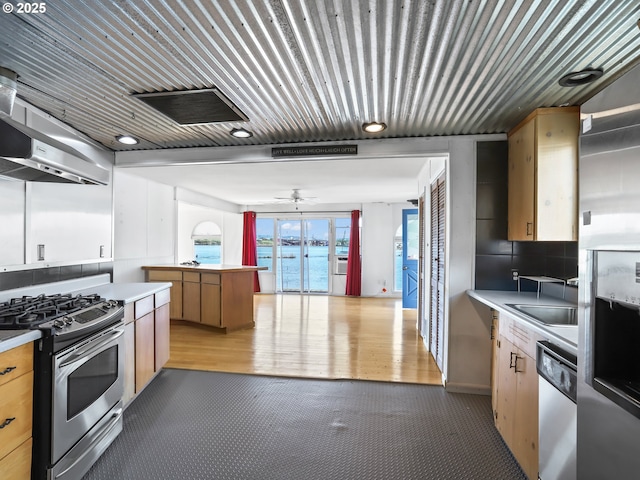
59,329,124,368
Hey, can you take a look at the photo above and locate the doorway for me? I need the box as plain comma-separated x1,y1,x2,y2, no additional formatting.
276,218,330,293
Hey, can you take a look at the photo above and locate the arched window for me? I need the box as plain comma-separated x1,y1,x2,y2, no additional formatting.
192,221,222,264
394,224,402,291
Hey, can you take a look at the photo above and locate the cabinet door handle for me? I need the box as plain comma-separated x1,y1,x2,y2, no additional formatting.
526,222,533,236
509,352,517,369
513,355,524,373
0,366,17,376
490,324,495,340
0,417,15,429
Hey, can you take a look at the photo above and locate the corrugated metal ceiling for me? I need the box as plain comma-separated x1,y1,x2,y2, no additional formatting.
0,0,639,152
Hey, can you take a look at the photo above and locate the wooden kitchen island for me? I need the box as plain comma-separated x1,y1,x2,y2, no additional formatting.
142,265,262,333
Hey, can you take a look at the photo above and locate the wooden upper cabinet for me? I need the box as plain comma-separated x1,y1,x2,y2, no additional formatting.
508,107,579,241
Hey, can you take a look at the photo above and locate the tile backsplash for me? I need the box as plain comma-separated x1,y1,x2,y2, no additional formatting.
475,141,578,291
0,262,113,292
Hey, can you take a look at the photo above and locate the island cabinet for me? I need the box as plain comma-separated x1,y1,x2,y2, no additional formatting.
0,343,33,480
123,287,171,406
492,311,542,480
143,265,261,333
507,106,579,241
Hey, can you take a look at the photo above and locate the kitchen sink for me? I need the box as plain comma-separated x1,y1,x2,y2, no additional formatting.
507,304,577,326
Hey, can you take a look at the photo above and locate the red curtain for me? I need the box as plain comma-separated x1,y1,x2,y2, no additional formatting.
345,210,361,296
242,211,260,293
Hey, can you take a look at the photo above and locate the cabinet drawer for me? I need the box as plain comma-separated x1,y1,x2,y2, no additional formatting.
201,273,220,285
147,270,183,282
512,325,542,359
0,437,32,480
155,288,171,308
0,371,33,461
183,272,200,283
134,295,155,320
0,343,33,388
498,313,514,344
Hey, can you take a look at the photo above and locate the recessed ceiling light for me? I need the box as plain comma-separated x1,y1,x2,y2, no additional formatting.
230,128,253,138
116,135,139,145
362,122,387,133
558,68,603,87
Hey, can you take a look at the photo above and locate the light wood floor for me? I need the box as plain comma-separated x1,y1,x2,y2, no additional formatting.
166,294,443,385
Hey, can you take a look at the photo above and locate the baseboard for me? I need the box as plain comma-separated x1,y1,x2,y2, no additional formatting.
444,382,491,396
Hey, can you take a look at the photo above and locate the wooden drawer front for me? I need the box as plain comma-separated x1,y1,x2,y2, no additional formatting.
0,371,33,460
134,295,155,320
0,437,32,480
509,321,538,359
202,273,220,285
155,288,171,308
147,270,183,282
0,344,33,388
183,272,200,283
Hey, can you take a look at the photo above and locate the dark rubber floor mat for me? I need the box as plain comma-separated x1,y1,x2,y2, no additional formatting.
83,369,526,480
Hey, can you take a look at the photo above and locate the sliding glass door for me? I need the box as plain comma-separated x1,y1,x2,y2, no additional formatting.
276,218,330,293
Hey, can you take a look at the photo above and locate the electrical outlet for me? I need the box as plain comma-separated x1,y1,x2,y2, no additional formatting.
511,269,519,281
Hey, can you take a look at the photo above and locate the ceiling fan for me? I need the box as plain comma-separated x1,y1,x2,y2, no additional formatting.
273,189,317,209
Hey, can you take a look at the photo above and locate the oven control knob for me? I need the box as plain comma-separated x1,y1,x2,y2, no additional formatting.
53,319,66,329
63,316,74,325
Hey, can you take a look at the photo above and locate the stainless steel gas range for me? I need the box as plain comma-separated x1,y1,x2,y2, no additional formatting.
0,292,125,480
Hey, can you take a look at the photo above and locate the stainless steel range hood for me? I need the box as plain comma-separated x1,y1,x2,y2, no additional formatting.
0,119,109,185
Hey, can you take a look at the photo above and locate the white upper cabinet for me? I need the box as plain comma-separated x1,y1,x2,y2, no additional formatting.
29,182,112,264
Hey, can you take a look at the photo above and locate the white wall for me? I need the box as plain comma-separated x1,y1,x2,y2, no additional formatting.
444,139,493,394
361,202,409,297
112,170,175,282
113,171,245,282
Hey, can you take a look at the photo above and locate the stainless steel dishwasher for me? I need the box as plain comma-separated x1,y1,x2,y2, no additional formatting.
536,341,577,480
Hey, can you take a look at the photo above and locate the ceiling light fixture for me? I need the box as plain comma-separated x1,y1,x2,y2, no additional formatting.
362,122,387,133
558,68,603,87
230,128,253,138
116,135,139,145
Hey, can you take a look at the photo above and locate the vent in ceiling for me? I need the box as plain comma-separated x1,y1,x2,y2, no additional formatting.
133,88,249,125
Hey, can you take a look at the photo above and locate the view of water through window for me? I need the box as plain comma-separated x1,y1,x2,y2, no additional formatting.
194,217,403,294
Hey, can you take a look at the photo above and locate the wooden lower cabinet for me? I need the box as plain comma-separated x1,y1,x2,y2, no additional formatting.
145,266,259,333
154,303,170,370
0,438,32,480
135,311,156,392
123,288,171,406
0,343,33,480
201,282,221,327
182,273,201,323
493,312,539,480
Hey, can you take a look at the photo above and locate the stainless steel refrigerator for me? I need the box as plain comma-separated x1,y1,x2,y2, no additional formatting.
578,61,640,479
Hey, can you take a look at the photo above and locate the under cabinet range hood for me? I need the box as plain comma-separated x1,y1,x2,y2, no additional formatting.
0,119,109,185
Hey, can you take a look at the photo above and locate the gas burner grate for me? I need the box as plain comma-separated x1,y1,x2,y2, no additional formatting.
0,293,105,330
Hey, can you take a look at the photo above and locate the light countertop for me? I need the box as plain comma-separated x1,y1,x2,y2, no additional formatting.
468,289,578,356
0,329,41,354
74,282,173,304
142,264,266,272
